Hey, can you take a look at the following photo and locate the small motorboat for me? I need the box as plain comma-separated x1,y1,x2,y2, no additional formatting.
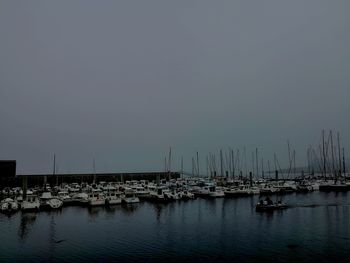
145,187,170,203
256,198,288,212
134,186,150,198
21,195,40,211
122,188,140,204
163,189,181,200
71,192,89,206
105,187,122,205
88,189,106,206
40,192,63,209
179,190,194,200
209,186,225,198
1,198,19,213
57,191,73,205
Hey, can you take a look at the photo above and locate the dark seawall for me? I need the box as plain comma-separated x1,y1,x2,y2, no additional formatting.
0,172,180,188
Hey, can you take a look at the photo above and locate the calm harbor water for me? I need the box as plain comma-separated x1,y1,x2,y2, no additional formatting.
1,192,350,263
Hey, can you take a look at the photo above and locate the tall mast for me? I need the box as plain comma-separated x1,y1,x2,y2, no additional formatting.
164,157,167,173
255,148,259,178
232,149,235,178
237,149,241,175
53,154,57,186
206,155,209,177
220,149,223,177
191,157,194,177
330,130,335,182
319,145,322,174
342,148,346,175
293,150,296,177
196,151,199,177
213,154,217,176
93,158,96,184
251,152,255,177
208,153,212,177
322,130,326,180
307,147,310,174
227,151,231,177
168,147,172,180
244,146,247,177
181,156,184,179
287,140,292,176
337,132,342,175
53,154,56,176
309,146,314,175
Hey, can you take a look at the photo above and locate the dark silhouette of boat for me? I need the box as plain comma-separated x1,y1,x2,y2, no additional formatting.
256,197,288,212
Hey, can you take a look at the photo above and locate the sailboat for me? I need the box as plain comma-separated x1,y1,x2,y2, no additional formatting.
319,131,349,192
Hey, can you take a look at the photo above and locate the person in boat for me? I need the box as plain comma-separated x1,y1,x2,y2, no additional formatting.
265,196,273,205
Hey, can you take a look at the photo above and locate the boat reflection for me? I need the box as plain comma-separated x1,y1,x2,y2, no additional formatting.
121,203,139,212
18,212,37,241
152,203,166,221
87,206,105,220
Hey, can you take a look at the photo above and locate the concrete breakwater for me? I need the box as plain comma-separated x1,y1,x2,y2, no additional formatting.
1,172,180,188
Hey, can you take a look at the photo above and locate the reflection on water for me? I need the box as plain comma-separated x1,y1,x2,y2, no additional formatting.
1,192,350,263
152,203,166,222
105,205,118,214
121,203,140,214
18,212,37,242
87,206,105,220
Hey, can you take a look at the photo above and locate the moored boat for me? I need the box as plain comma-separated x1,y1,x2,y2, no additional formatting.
88,189,106,206
1,198,19,213
105,187,122,205
71,192,89,206
319,182,350,192
145,187,170,203
21,195,40,211
122,189,140,204
209,186,225,198
57,191,73,205
40,192,63,209
179,190,194,200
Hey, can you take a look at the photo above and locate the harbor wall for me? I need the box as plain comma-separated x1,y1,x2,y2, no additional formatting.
1,172,180,188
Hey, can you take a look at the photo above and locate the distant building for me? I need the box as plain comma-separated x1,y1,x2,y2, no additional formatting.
0,160,17,188
0,160,16,177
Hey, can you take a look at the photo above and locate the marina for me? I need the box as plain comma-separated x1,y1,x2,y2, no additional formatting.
1,190,350,263
0,129,348,262
1,172,350,212
1,1,350,262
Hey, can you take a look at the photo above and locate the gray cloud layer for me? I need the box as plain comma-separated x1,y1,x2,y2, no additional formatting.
0,1,349,174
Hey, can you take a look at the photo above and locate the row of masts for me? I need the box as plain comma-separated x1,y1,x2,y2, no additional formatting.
306,131,346,179
164,130,347,180
45,130,347,185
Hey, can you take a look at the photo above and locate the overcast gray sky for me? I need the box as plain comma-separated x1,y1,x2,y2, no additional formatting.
0,0,349,174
